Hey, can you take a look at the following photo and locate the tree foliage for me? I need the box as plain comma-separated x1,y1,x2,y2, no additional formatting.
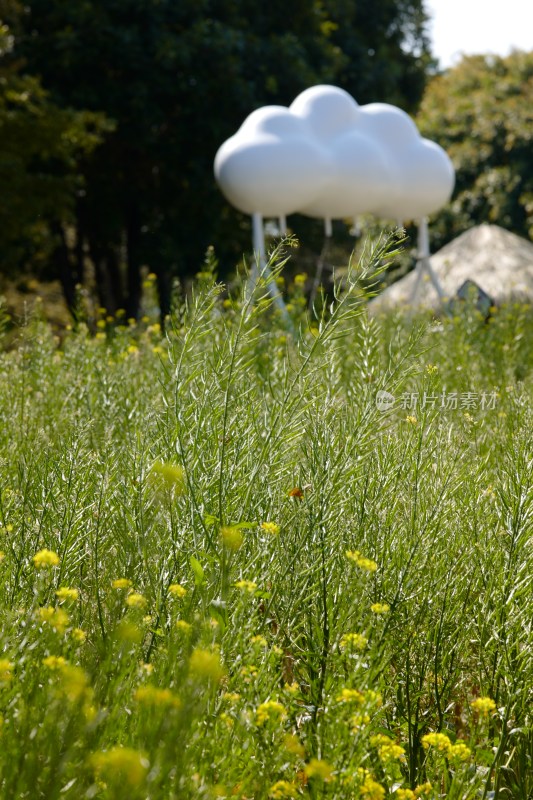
417,50,533,249
1,0,431,316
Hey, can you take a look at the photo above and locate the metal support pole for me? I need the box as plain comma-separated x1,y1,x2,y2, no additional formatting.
279,215,287,236
410,217,445,304
250,212,290,321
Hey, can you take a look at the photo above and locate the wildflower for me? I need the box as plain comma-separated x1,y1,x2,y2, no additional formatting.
360,774,386,800
414,783,433,797
339,633,368,652
261,521,280,535
234,579,257,593
364,689,382,707
0,659,14,681
112,578,132,590
370,602,390,614
38,606,70,634
405,415,418,425
351,712,371,729
294,273,307,287
250,635,268,648
449,742,471,762
240,665,258,683
471,696,497,717
42,655,67,669
134,685,181,709
336,688,365,704
219,711,234,729
175,619,192,634
421,732,452,755
32,549,60,569
220,526,243,551
0,552,5,562
55,587,79,603
126,593,147,609
255,700,287,726
288,487,304,499
284,733,305,758
61,663,92,702
283,681,299,694
269,780,298,798
426,364,438,375
304,759,334,782
168,583,187,598
222,692,241,703
148,460,185,494
370,734,405,763
396,790,416,800
345,550,378,572
115,620,143,644
189,648,225,683
90,747,149,788
71,628,87,644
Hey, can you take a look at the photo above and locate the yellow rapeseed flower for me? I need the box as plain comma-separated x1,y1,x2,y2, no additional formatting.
234,579,257,593
360,774,386,800
32,549,60,569
370,603,390,614
304,759,334,782
396,790,416,800
38,606,70,634
55,587,79,603
269,780,298,798
0,659,14,681
148,460,185,494
414,783,433,797
449,742,472,762
370,734,405,763
112,578,133,590
175,619,192,634
283,733,305,758
255,700,287,726
134,685,181,709
261,521,280,535
189,648,225,683
61,663,92,702
471,696,497,717
421,732,452,754
90,747,149,788
336,688,365,704
220,526,243,551
126,593,147,609
43,655,67,669
71,628,87,644
168,583,187,598
339,633,368,652
345,550,378,572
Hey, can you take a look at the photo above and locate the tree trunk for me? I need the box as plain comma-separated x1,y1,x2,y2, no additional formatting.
125,205,142,320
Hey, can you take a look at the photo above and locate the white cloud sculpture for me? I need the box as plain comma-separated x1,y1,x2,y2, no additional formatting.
214,85,455,223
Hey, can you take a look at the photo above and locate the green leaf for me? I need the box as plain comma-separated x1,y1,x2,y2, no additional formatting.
190,556,205,587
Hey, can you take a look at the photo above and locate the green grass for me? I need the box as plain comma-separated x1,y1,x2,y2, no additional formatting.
0,235,532,800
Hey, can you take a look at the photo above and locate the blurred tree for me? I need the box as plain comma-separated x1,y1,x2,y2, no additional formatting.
0,9,111,310
417,51,533,250
4,0,431,317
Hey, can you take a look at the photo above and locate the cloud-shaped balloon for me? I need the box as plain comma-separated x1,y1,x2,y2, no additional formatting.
214,85,455,222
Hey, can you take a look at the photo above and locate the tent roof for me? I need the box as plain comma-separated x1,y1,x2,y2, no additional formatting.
372,224,533,310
